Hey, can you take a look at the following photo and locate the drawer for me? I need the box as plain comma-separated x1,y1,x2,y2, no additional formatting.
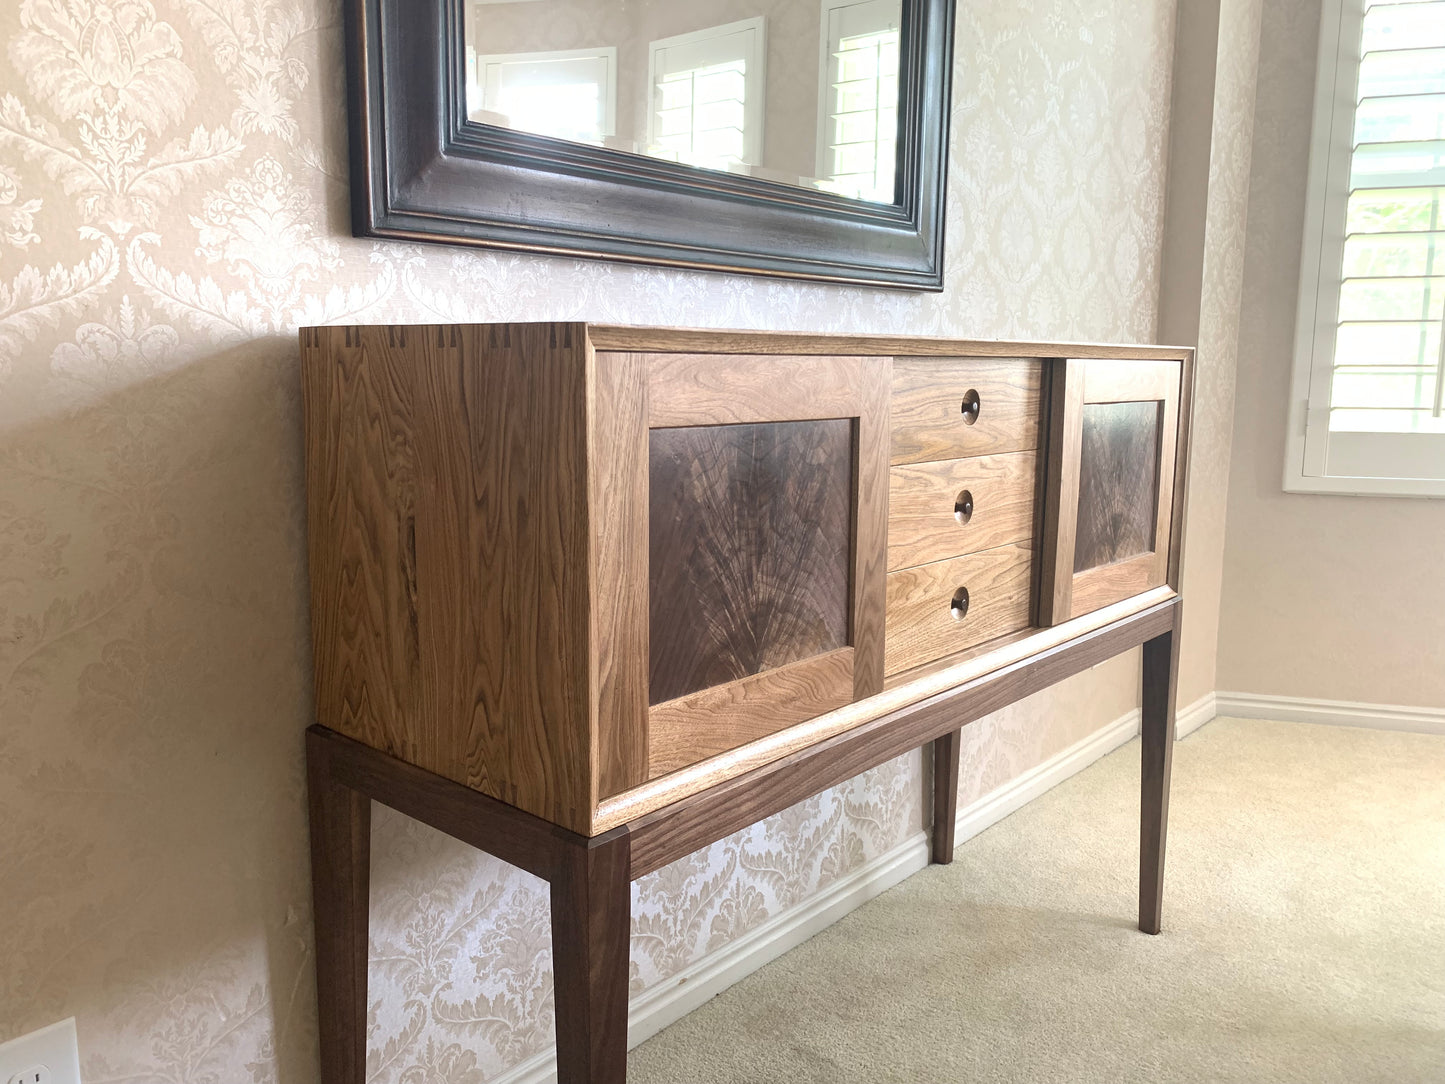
884,542,1033,675
888,451,1037,571
891,358,1043,465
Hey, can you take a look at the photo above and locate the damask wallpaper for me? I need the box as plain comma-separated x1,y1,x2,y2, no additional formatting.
0,1,1197,1082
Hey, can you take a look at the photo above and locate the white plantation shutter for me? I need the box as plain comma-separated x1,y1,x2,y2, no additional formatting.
647,19,765,173
817,0,902,204
468,48,617,145
1291,0,1445,494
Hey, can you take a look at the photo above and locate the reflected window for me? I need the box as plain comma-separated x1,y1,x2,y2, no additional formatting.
468,47,618,144
648,18,766,172
818,0,901,203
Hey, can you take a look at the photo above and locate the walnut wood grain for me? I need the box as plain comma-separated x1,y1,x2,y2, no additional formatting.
627,597,1179,876
931,729,961,864
307,729,371,1084
1140,627,1179,934
890,357,1043,465
593,584,1178,832
884,542,1034,675
302,323,595,832
551,831,632,1083
1074,401,1161,572
888,451,1037,571
637,352,871,427
647,420,854,705
648,649,856,778
590,351,650,800
585,325,1193,363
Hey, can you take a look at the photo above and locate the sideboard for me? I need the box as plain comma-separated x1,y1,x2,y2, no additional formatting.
300,322,1193,1084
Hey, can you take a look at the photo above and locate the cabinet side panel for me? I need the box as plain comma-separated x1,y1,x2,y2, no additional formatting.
409,323,593,832
302,326,423,764
591,352,650,802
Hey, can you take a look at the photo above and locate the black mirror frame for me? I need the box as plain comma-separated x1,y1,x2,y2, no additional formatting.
343,0,955,289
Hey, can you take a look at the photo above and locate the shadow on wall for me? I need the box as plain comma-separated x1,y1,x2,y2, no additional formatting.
0,333,322,1078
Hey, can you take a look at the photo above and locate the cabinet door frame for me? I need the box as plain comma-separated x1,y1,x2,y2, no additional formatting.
592,351,890,788
1038,358,1182,624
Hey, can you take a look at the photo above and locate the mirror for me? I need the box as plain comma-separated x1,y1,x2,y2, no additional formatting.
345,0,954,287
464,0,902,204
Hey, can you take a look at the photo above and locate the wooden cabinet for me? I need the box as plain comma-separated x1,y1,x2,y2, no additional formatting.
301,324,1193,1084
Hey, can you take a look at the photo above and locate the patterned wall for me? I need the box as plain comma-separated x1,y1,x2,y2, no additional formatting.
0,1,1182,1081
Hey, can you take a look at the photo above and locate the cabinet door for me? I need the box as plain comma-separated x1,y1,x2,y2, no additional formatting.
1038,358,1182,623
592,351,890,787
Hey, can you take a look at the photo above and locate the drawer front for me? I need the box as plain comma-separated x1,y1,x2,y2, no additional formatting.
884,542,1033,675
888,451,1037,571
891,358,1043,465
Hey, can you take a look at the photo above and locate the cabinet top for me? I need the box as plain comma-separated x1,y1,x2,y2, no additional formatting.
298,321,1193,363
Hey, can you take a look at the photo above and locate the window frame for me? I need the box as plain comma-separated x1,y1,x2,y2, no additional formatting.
1288,0,1445,497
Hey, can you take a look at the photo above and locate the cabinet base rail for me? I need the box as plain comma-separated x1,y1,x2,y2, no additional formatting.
307,600,1179,1084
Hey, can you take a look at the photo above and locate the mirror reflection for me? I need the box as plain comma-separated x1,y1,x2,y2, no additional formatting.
464,0,904,203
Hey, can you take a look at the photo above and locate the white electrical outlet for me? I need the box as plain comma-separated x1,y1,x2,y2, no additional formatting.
0,1019,81,1084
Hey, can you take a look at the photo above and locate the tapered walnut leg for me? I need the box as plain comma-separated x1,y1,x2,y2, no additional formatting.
551,830,632,1084
931,729,962,864
1139,628,1179,935
306,731,372,1084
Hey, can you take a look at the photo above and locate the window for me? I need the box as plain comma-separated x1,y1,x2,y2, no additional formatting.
1290,0,1445,495
816,0,902,203
647,18,766,173
468,47,618,145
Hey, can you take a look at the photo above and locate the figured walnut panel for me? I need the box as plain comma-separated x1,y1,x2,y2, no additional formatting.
302,323,595,833
890,358,1043,465
888,451,1037,571
648,649,856,779
884,542,1034,675
648,420,854,705
1074,401,1161,573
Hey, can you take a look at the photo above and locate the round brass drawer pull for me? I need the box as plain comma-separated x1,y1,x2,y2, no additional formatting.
960,389,981,424
954,489,974,525
950,586,970,622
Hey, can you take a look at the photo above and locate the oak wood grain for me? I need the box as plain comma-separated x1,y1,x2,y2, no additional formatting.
302,323,596,833
884,542,1034,675
647,420,854,705
585,325,1193,362
593,585,1177,832
627,598,1179,876
647,648,856,778
589,350,650,801
889,357,1043,465
853,359,892,699
888,451,1037,571
1070,553,1159,617
636,352,869,427
1037,358,1084,625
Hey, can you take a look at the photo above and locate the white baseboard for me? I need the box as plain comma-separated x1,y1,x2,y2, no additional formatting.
1215,691,1445,736
953,707,1140,844
494,704,1144,1084
1175,691,1217,740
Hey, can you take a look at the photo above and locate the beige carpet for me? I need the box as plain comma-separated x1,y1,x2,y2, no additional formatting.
627,717,1445,1084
